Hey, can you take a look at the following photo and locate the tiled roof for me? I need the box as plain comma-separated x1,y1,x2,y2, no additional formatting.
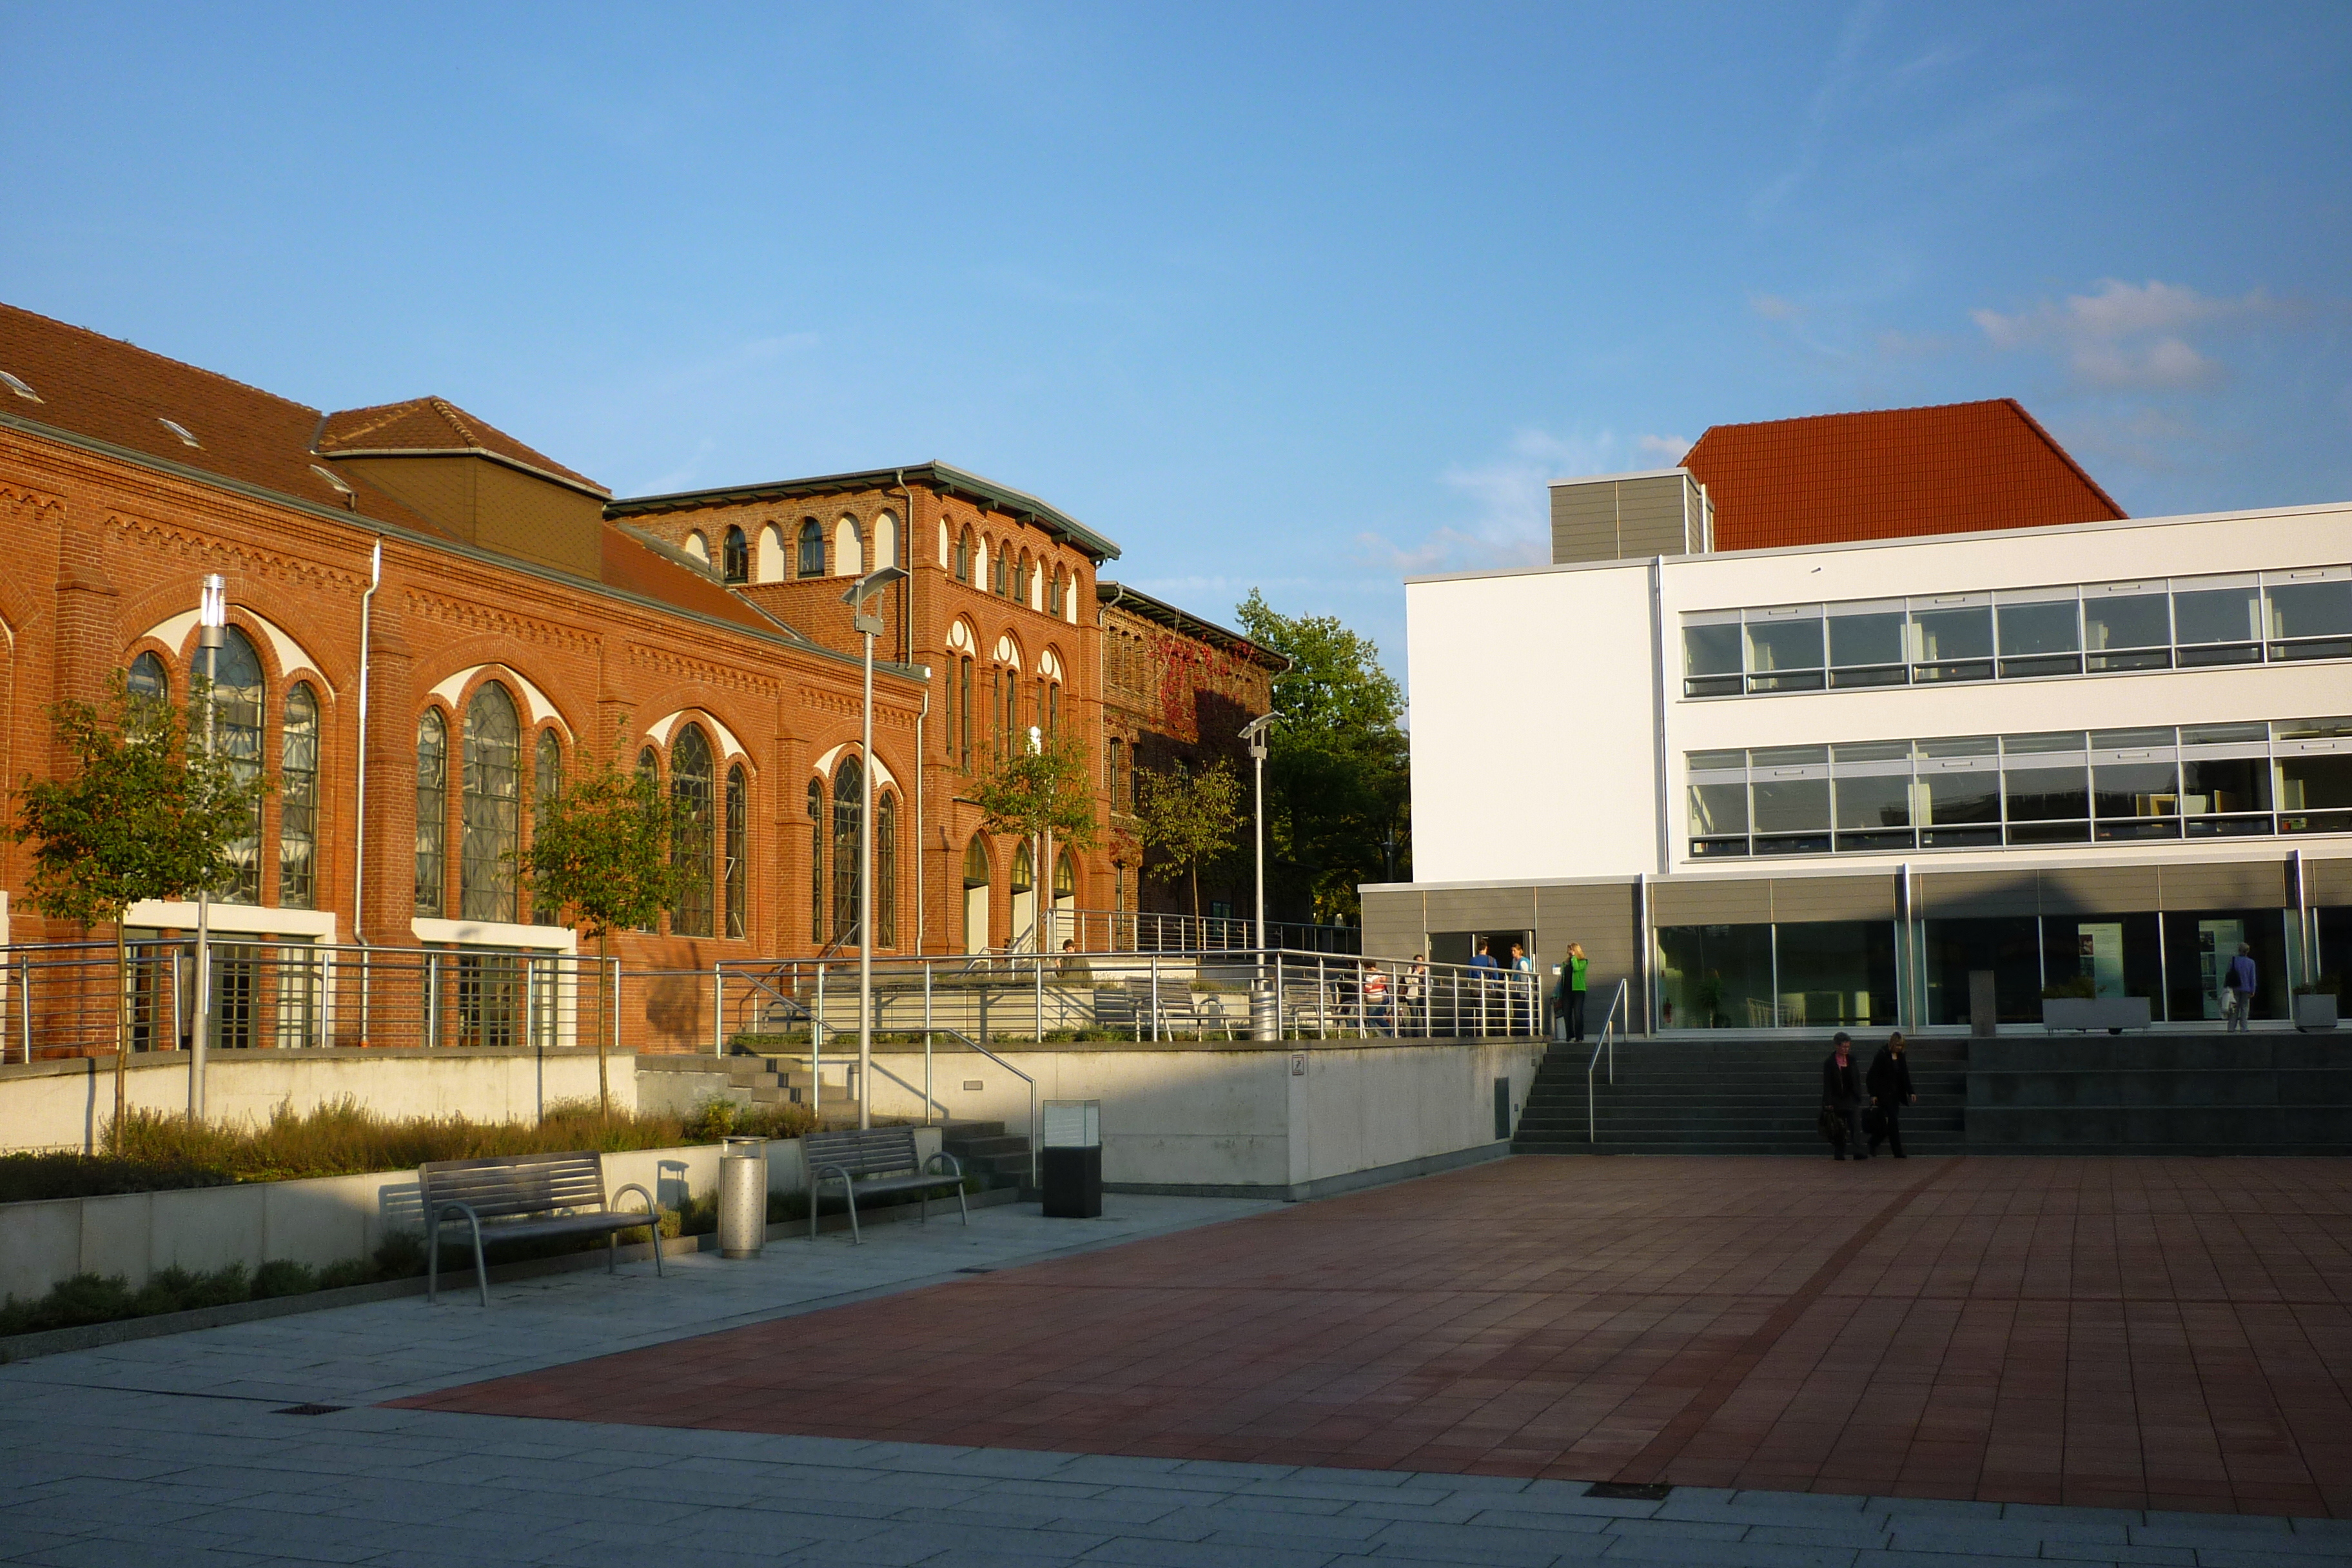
0,301,454,536
600,524,782,636
1682,398,2126,553
318,397,607,495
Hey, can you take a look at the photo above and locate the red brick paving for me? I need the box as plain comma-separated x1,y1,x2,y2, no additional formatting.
394,1157,2352,1516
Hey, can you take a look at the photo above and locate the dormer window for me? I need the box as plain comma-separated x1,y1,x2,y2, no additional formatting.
158,418,200,447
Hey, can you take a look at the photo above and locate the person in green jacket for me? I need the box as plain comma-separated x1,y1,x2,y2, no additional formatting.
1556,943,1590,1041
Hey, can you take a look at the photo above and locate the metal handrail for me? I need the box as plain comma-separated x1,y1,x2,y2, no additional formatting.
934,1027,1039,1188
1585,977,1630,1142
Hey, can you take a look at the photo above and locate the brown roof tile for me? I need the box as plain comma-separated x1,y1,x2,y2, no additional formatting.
600,525,781,634
1683,398,2125,553
0,301,455,538
317,397,607,495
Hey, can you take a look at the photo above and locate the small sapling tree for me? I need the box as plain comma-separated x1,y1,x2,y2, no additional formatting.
967,729,1099,951
1132,758,1244,919
10,672,265,1127
522,735,678,1114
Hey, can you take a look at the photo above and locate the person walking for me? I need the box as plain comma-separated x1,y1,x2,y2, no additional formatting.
1556,943,1590,1043
2223,943,2258,1032
1821,1031,1866,1161
1509,942,1535,1033
1866,1031,1916,1159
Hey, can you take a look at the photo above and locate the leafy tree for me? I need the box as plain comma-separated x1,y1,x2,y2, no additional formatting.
522,735,678,1114
1133,759,1244,919
10,672,266,1127
966,729,1099,950
1233,590,1409,925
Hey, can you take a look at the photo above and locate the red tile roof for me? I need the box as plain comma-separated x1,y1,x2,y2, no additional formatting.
0,301,455,537
600,525,781,634
1681,398,2125,553
319,397,607,495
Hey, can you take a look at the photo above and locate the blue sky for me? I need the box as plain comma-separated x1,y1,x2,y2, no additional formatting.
5,3,2346,681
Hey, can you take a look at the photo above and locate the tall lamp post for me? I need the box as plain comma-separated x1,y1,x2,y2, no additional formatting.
191,574,226,1122
1239,714,1279,956
843,564,907,1131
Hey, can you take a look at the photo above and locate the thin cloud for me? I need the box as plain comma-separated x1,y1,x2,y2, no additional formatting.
1750,294,1805,321
1973,279,2271,392
1358,427,1687,578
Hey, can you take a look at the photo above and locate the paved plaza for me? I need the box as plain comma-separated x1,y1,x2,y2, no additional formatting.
4,1159,2351,1566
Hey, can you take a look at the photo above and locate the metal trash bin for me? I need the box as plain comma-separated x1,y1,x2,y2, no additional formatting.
1040,1099,1102,1219
1250,982,1279,1041
718,1135,768,1259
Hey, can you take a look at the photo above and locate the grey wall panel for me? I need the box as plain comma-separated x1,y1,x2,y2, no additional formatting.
2160,860,2288,910
1615,475,1690,559
1769,874,1896,923
1551,486,1622,565
1917,870,2041,917
1534,881,1643,1030
1420,887,1537,935
2305,858,2352,907
1651,877,1772,926
1359,889,1424,961
2037,865,2162,914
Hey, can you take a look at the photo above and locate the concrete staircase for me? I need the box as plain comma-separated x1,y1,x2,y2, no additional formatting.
1513,1036,1968,1156
941,1121,1034,1191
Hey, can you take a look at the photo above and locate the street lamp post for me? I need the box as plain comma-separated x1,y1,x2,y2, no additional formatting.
191,574,226,1122
1239,715,1279,956
842,564,907,1131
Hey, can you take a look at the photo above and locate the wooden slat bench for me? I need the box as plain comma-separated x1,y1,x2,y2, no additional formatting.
803,1126,966,1244
419,1150,666,1306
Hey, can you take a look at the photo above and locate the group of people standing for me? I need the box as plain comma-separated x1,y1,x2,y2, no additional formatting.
1820,1031,1916,1160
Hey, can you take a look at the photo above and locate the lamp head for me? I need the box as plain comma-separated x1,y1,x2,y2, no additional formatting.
197,574,227,650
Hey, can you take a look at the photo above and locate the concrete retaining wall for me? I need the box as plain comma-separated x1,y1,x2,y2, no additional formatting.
853,1037,1547,1198
1967,1032,2352,1152
0,1130,938,1305
0,1048,633,1155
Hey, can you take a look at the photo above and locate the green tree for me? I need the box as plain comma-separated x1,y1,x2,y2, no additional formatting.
966,729,1099,951
1133,759,1244,919
10,671,266,1127
522,736,678,1114
1233,590,1409,925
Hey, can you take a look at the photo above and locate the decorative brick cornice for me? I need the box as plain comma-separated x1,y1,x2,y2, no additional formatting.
112,511,364,596
629,641,783,697
409,590,596,656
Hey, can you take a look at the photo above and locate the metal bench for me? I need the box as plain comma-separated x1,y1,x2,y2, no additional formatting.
803,1126,966,1243
418,1150,665,1306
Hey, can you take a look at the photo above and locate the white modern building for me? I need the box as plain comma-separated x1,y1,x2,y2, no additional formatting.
1364,404,2351,1035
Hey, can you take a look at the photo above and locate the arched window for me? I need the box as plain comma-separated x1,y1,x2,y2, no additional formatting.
958,655,974,766
670,725,714,936
1010,839,1035,948
992,545,1008,597
797,518,825,578
807,778,825,942
684,531,710,564
127,652,167,701
955,526,973,583
195,627,265,903
1016,551,1032,607
1054,849,1076,910
876,791,897,948
758,522,785,583
1106,738,1124,810
961,835,991,953
415,709,447,917
725,763,747,940
873,511,898,571
721,525,749,583
280,683,319,909
1050,566,1066,618
831,754,863,943
461,684,520,922
532,730,564,925
835,517,863,578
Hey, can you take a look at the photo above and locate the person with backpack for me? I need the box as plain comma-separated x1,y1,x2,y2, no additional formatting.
2224,943,2258,1032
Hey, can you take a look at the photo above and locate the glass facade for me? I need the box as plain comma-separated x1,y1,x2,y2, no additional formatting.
1689,718,2352,860
1682,565,2352,698
1660,908,2301,1029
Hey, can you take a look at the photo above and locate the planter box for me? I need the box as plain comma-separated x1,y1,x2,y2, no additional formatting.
2042,997,2152,1034
2297,994,2340,1032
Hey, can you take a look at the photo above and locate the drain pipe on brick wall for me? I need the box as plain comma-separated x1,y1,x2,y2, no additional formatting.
351,539,382,1041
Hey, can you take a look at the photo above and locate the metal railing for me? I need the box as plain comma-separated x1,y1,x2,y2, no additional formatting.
711,947,1540,1054
1585,978,1629,1142
1038,910,1360,956
0,939,616,1064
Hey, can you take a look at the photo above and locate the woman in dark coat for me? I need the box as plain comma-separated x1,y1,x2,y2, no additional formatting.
1867,1032,1917,1159
1821,1032,1865,1161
